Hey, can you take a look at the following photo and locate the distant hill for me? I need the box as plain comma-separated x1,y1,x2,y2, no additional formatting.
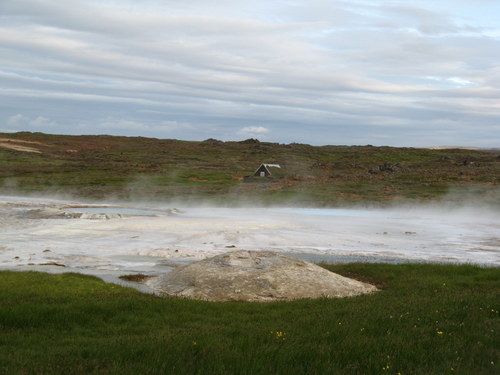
0,132,499,205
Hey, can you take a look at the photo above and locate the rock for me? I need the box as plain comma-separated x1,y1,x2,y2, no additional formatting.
202,138,224,145
460,157,477,166
238,138,260,144
24,208,82,219
369,162,401,174
80,213,121,220
23,208,124,220
147,251,377,302
39,262,66,267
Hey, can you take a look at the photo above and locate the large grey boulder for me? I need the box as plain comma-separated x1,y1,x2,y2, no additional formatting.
147,250,377,302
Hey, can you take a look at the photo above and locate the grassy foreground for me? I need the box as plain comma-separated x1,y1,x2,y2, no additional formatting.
0,264,498,374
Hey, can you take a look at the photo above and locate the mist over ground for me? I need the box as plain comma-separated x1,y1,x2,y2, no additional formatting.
1,194,498,291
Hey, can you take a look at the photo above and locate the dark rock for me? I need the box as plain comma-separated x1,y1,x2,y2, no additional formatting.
238,138,260,144
202,138,224,145
40,262,66,267
369,162,401,174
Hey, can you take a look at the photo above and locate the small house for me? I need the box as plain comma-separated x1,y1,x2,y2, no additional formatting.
253,163,281,177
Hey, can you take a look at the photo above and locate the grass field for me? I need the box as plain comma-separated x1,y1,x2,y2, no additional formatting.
1,132,499,205
1,264,498,374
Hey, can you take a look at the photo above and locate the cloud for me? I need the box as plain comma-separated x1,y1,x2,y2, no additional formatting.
0,0,498,146
5,113,57,130
6,114,28,127
239,126,270,136
98,118,194,135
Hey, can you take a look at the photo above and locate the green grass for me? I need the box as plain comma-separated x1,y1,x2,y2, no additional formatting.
1,264,498,374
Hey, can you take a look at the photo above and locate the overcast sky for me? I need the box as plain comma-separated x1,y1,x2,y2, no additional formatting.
0,0,499,146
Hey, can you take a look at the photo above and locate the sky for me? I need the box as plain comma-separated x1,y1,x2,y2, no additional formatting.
0,0,499,147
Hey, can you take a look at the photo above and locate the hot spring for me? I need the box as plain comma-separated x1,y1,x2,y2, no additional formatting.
0,195,498,287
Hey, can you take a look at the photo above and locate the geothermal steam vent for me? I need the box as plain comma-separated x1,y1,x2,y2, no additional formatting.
147,251,377,301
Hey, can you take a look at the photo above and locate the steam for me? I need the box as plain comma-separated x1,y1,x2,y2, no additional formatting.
0,195,498,285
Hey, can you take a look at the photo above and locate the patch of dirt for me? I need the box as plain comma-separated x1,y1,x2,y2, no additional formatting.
0,137,48,153
147,250,378,302
39,262,66,267
0,142,41,153
119,274,154,282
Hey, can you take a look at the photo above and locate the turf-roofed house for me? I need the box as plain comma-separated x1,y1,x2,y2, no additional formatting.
253,163,281,177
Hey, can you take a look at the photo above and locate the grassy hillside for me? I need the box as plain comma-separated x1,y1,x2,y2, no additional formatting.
0,132,499,205
0,264,498,374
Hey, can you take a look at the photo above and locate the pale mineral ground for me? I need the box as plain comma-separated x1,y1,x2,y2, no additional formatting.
0,195,498,292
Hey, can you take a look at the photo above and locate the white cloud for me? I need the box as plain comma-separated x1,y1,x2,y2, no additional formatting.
30,116,54,127
447,77,474,87
239,126,270,135
5,114,57,129
6,114,29,127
